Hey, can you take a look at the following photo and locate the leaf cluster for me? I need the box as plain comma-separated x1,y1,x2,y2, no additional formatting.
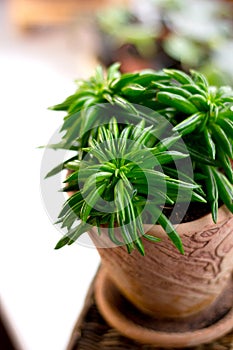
154,69,233,220
55,119,204,255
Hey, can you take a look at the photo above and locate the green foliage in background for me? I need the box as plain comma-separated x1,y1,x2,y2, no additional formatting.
95,0,233,86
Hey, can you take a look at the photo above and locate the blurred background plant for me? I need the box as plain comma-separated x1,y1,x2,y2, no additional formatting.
94,0,233,85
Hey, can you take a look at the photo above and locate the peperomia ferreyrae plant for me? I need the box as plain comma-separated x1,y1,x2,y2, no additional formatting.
46,64,233,255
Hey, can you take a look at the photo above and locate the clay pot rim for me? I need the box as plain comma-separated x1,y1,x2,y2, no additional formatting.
90,205,232,240
95,267,233,348
143,205,231,237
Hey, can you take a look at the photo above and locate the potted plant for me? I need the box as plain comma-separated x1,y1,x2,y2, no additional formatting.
44,63,233,348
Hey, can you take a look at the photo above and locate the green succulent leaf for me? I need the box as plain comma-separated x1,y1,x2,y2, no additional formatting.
163,69,193,85
212,169,233,212
203,129,216,160
157,91,198,114
203,165,219,223
211,123,233,159
172,112,204,135
55,222,90,249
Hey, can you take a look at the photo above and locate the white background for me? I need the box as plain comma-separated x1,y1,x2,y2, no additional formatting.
0,3,100,350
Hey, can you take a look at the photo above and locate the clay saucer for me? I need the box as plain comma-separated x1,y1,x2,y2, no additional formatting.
95,267,233,348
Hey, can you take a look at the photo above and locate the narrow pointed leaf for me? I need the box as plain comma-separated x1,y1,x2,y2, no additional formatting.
203,129,216,159
172,113,204,136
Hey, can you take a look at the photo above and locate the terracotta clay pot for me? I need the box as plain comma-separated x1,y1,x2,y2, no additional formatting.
90,206,233,346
